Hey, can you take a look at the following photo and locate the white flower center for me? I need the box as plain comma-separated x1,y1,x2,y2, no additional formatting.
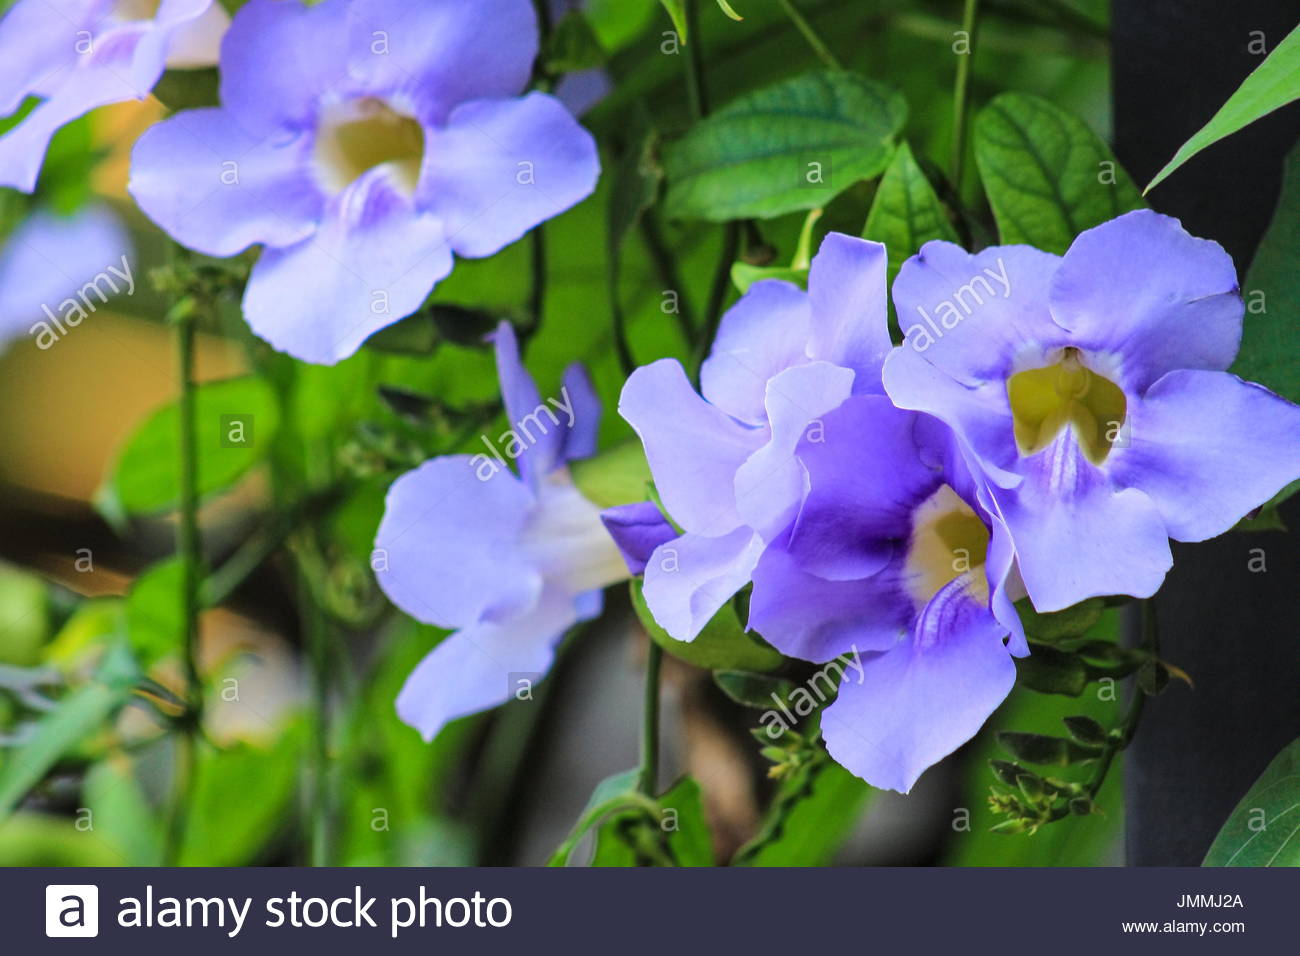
1007,346,1127,465
904,484,990,608
313,97,424,196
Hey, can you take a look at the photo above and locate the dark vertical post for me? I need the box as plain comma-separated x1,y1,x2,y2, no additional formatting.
1112,1,1300,865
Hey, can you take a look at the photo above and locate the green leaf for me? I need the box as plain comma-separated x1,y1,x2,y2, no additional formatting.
713,670,796,710
863,141,959,277
664,70,906,222
1062,715,1108,748
83,759,162,866
997,730,1101,767
548,768,656,866
1016,597,1105,644
179,722,304,865
658,0,687,41
1015,643,1090,696
1147,25,1300,193
631,580,783,672
0,642,139,824
1204,735,1300,866
974,92,1143,253
99,376,279,515
123,559,185,667
1232,140,1300,407
545,10,607,74
569,440,652,509
716,0,743,20
730,261,807,294
735,757,871,865
659,775,715,865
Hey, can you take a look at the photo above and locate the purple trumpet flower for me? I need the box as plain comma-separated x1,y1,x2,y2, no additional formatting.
619,232,895,641
129,0,599,365
374,322,626,741
0,203,131,351
620,232,1025,791
884,210,1300,612
0,0,227,192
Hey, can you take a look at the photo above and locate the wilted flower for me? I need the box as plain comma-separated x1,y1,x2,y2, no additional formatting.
885,210,1300,611
129,0,599,365
374,322,625,740
0,204,131,350
0,0,228,192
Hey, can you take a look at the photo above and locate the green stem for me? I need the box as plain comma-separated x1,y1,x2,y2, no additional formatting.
528,226,547,337
950,0,980,191
692,220,741,382
778,0,843,70
1083,600,1154,800
163,312,204,865
683,0,709,119
297,540,333,866
639,213,698,346
637,642,663,797
162,730,195,865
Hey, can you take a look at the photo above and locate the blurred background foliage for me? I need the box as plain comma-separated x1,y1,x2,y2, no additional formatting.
0,0,1135,866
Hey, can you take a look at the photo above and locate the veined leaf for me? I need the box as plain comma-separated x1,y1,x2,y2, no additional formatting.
1147,24,1300,193
863,141,959,278
1204,735,1300,866
974,92,1143,254
664,70,905,221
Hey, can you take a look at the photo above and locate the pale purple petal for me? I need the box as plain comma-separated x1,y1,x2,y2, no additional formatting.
1111,370,1300,542
992,431,1172,611
374,454,541,629
700,279,811,423
0,50,148,192
1049,210,1242,392
733,361,855,541
0,204,130,348
217,0,351,136
164,0,230,69
242,169,452,364
891,241,1064,386
619,359,763,534
396,587,576,741
558,362,600,462
641,528,763,642
347,0,538,125
882,344,1023,488
748,543,908,663
600,501,677,576
554,69,610,117
129,107,324,257
822,582,1014,793
0,0,93,115
806,233,891,380
491,320,555,485
419,92,597,259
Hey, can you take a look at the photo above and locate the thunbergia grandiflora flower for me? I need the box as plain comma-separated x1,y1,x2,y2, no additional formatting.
0,0,228,192
374,322,627,740
0,204,131,350
129,0,599,365
884,210,1300,612
620,233,1025,791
